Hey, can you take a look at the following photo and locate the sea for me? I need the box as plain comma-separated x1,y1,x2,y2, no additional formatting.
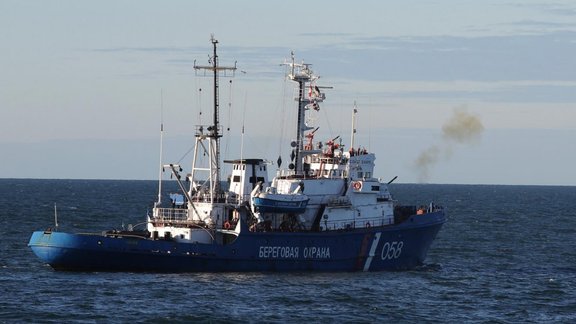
1,179,575,323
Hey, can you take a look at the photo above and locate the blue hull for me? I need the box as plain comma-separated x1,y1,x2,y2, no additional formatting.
28,211,445,272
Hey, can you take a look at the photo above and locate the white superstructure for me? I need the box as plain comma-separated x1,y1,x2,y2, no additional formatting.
146,38,397,244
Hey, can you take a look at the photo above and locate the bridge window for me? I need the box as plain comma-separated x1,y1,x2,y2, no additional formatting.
250,176,265,184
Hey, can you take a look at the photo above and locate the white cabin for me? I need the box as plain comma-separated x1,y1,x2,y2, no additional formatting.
225,159,269,202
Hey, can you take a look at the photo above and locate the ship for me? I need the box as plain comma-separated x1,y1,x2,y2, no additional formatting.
29,36,446,272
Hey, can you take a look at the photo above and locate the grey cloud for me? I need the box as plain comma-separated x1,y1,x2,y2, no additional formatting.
507,19,576,29
508,3,576,17
301,31,576,82
370,84,576,104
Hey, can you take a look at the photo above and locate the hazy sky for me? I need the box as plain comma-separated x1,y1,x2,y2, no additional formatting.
2,0,576,185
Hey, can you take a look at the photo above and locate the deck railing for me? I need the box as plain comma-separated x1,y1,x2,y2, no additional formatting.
152,208,190,224
322,216,394,231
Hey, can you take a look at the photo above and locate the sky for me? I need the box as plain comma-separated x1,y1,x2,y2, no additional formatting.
1,0,576,185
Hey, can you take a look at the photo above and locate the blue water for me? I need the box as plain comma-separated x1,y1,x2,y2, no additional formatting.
1,179,575,322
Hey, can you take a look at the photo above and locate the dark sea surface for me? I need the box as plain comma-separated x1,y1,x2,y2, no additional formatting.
1,179,575,323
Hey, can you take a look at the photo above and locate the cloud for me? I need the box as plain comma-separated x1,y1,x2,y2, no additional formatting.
299,32,357,38
302,31,576,83
507,19,576,29
528,3,576,17
92,46,198,53
89,30,576,86
327,79,576,104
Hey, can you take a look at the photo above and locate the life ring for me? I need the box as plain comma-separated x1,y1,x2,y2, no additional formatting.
224,221,231,230
353,181,362,190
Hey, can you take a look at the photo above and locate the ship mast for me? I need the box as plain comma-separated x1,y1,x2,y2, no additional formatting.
193,35,236,197
284,53,328,175
350,101,358,152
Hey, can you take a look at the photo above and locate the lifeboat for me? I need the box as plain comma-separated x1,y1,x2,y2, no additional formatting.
252,192,309,213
